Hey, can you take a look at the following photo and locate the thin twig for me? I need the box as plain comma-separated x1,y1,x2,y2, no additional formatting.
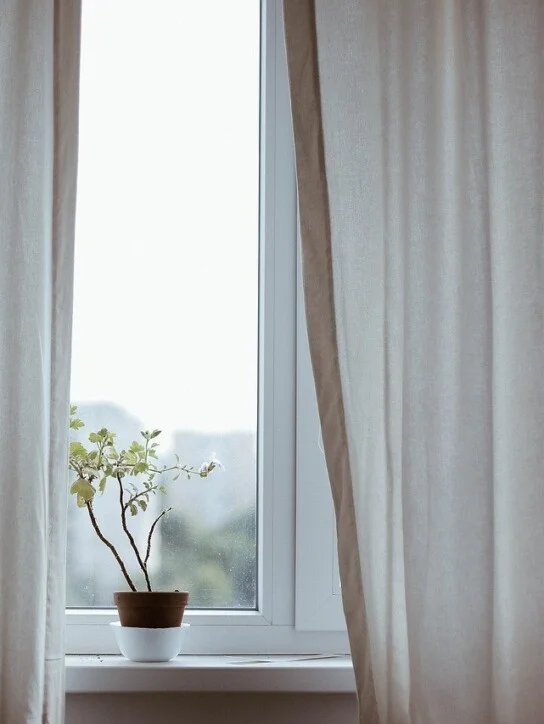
146,464,199,476
145,508,172,566
116,463,199,478
85,502,136,591
116,473,152,592
123,486,159,513
121,465,201,513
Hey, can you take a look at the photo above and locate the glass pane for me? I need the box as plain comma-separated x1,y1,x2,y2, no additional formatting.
67,0,260,609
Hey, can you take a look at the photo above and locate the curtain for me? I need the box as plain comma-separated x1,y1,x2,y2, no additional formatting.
0,1,81,721
284,2,544,723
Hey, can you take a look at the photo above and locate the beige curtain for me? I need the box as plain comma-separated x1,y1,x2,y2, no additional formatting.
0,1,81,721
284,2,544,723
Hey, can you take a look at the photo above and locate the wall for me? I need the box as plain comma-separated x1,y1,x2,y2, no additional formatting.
66,693,358,724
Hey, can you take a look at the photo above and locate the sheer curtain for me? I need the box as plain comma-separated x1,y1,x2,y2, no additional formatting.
0,1,81,721
284,1,544,722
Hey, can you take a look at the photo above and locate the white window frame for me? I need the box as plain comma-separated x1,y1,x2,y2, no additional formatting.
65,0,348,656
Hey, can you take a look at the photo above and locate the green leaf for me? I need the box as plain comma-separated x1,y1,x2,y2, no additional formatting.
76,494,87,508
70,418,84,430
99,477,107,494
70,478,96,503
129,503,138,516
88,450,98,461
150,429,161,439
132,462,148,475
70,404,78,415
138,500,148,512
88,432,102,443
70,441,88,458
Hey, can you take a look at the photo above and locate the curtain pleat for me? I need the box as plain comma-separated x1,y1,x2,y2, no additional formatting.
0,1,81,721
283,3,379,721
284,1,544,722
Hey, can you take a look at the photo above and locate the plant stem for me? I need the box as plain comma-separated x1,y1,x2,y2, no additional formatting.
116,473,152,592
146,464,200,476
85,502,136,591
123,485,159,513
120,464,202,513
145,507,172,566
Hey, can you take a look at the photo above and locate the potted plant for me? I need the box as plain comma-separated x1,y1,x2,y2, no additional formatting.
68,405,219,660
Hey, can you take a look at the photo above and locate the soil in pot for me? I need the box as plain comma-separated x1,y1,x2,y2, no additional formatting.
114,591,189,628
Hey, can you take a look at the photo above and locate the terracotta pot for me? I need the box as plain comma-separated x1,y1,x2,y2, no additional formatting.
114,591,189,628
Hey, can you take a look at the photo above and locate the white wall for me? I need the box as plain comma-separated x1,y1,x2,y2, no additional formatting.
66,693,358,724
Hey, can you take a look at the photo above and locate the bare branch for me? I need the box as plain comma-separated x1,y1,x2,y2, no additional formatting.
116,473,152,592
85,502,136,591
145,507,172,566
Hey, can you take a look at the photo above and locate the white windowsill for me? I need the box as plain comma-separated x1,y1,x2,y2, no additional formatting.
66,654,356,694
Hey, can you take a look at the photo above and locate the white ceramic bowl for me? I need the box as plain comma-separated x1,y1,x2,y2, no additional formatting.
110,622,190,662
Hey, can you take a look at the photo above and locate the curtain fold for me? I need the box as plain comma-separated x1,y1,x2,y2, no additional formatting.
0,1,81,721
284,1,544,722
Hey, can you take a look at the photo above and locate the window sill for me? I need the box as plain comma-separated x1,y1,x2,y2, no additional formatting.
65,654,356,694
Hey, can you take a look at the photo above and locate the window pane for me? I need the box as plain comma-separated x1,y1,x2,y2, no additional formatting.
67,0,260,609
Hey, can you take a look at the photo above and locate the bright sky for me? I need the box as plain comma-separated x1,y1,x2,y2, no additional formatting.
71,1,260,443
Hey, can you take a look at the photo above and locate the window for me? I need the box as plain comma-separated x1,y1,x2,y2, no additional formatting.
66,0,348,655
68,0,259,612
